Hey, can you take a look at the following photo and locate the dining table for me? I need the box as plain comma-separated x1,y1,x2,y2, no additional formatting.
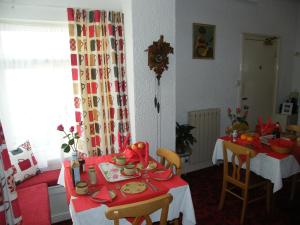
212,136,300,192
57,154,196,225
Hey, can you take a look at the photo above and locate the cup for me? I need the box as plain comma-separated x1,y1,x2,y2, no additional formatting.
123,164,136,175
115,156,126,165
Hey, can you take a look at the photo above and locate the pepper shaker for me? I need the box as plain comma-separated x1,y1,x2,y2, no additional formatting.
88,166,97,185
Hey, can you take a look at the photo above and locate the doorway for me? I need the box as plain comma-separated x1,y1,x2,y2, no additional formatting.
240,33,279,131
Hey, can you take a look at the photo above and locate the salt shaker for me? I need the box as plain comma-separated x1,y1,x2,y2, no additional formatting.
88,166,97,185
232,130,238,142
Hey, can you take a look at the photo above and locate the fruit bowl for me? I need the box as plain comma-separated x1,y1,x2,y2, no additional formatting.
269,138,294,154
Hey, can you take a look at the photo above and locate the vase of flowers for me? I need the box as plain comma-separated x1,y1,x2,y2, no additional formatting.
226,107,249,135
57,122,82,159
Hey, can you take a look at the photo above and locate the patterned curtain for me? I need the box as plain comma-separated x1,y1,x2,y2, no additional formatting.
67,8,130,156
0,121,22,225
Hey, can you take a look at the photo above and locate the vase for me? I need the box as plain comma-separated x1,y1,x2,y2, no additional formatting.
71,151,78,162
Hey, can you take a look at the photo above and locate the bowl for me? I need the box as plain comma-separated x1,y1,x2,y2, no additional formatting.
115,156,126,165
270,145,291,154
269,138,294,154
123,164,136,175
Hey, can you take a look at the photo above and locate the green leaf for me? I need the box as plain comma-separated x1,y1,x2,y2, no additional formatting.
61,143,68,149
63,145,70,153
69,139,74,145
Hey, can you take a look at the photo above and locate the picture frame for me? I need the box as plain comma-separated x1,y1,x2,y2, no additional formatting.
193,23,215,59
281,102,293,115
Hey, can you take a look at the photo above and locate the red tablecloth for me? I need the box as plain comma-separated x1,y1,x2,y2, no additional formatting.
64,155,187,213
220,136,300,163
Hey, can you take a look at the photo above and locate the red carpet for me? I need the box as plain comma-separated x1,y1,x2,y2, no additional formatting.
54,165,300,225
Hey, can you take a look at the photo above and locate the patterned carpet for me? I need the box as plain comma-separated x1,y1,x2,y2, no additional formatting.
54,165,300,225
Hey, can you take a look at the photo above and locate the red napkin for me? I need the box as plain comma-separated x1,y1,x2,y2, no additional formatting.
92,186,112,202
149,169,172,180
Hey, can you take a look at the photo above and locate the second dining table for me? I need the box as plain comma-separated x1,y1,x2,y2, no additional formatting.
57,154,196,225
212,136,300,192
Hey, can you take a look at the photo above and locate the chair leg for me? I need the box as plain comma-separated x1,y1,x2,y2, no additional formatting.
290,174,297,201
240,190,248,225
266,181,271,213
218,181,227,210
173,218,179,225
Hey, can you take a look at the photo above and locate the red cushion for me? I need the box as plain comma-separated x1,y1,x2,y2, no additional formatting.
17,169,60,190
17,183,51,225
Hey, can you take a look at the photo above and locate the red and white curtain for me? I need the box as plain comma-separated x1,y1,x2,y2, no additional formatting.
67,8,130,156
0,121,22,225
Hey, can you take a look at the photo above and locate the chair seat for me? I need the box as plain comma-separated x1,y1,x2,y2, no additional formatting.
18,183,51,225
17,169,60,190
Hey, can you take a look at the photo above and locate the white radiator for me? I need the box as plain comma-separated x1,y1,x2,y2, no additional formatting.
187,108,220,172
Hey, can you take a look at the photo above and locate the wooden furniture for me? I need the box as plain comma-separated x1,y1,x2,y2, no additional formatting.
105,193,173,225
286,124,300,200
157,148,182,176
218,141,271,225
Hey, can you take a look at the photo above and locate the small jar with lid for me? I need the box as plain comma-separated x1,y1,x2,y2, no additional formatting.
88,166,97,185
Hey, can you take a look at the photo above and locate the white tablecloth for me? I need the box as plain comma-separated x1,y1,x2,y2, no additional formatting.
212,139,300,192
58,165,196,225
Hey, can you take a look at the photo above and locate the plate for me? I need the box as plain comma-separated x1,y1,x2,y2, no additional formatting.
120,169,141,178
136,161,157,171
121,181,147,194
150,169,173,181
89,190,116,203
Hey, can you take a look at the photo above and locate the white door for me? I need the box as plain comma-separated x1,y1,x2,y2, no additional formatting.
241,34,278,131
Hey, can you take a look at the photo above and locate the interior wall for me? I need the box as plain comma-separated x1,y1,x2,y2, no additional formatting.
0,0,176,156
129,0,176,156
291,4,300,125
176,0,299,134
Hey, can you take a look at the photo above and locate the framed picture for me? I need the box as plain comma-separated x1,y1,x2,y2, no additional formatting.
193,23,215,59
281,102,293,115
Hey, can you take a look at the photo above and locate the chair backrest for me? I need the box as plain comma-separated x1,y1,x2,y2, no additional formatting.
222,141,256,189
286,125,300,134
105,193,173,225
156,148,182,176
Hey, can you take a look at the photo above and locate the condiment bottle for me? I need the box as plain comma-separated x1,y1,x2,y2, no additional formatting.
78,158,86,173
88,166,97,185
71,159,81,187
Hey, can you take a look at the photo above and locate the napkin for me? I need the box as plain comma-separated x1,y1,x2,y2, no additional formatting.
92,186,112,202
149,169,172,180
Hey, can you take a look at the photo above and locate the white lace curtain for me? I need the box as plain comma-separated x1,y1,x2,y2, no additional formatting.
0,22,75,169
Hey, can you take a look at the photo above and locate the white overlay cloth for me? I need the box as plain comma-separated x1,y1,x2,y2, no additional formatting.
58,165,196,225
212,138,300,192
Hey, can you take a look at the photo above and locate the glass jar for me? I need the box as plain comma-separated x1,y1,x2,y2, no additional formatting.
88,166,97,185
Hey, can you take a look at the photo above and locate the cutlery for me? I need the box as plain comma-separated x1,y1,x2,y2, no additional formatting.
115,183,127,197
145,179,159,191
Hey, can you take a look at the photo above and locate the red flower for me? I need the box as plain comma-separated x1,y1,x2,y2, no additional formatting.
57,124,64,131
236,108,241,114
69,126,75,133
227,107,231,113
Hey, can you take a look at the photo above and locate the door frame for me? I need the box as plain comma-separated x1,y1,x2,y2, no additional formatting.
239,32,280,116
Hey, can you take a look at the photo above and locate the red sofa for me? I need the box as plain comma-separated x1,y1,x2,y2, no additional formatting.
16,169,60,225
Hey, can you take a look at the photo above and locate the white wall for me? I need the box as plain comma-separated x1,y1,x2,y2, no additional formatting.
129,0,176,155
291,4,300,124
0,0,176,156
176,0,299,134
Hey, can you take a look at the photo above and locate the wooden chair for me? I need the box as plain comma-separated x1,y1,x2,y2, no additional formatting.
156,148,182,176
218,141,271,225
105,193,173,225
286,125,300,200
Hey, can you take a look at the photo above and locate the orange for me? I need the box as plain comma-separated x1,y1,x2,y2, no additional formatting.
246,136,253,142
131,144,137,150
240,134,247,140
137,142,145,149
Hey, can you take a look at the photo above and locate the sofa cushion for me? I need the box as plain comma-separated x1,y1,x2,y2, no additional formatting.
17,183,51,225
9,140,40,183
17,169,60,190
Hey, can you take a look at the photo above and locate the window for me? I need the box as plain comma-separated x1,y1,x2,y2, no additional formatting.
0,22,75,170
